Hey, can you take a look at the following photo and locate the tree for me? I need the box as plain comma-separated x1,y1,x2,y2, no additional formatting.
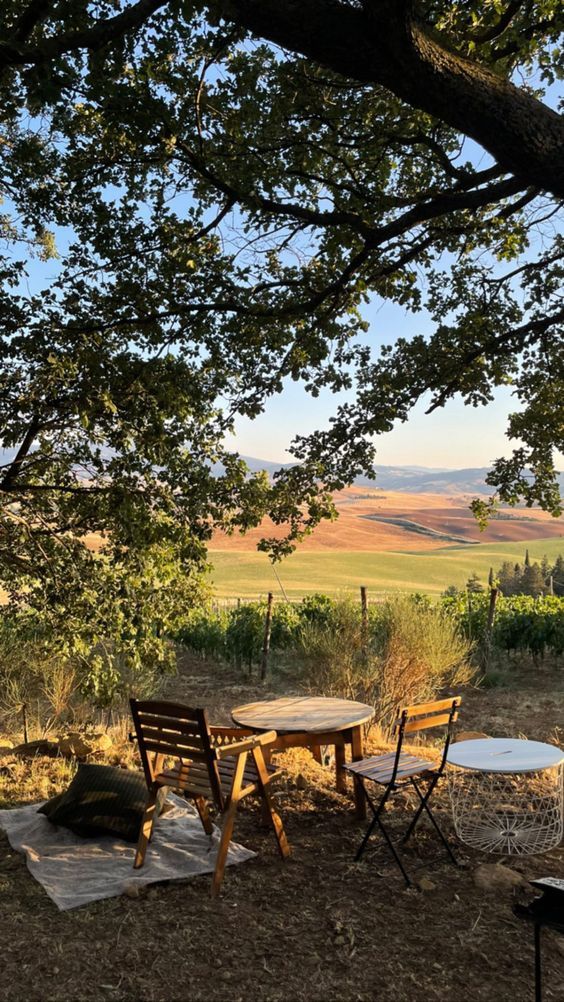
552,556,564,597
0,0,563,615
466,572,484,595
521,559,546,597
498,561,519,596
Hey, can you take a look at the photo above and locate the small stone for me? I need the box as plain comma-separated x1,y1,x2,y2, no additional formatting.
416,875,437,892
58,731,113,758
295,773,308,790
58,733,92,758
122,883,144,899
473,863,529,893
89,733,113,754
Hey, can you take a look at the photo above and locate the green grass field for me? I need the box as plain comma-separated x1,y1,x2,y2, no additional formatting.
208,537,564,598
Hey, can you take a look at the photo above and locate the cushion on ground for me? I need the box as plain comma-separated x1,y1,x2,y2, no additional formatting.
38,764,165,842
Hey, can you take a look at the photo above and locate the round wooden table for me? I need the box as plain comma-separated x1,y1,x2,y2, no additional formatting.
232,696,375,818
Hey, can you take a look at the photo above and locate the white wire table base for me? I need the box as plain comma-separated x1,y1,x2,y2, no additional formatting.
448,764,564,855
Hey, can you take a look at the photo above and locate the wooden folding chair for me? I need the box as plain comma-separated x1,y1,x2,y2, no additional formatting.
344,697,461,886
129,699,290,896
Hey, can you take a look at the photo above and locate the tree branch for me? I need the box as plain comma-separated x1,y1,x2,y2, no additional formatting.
216,0,564,198
0,0,168,69
425,308,564,413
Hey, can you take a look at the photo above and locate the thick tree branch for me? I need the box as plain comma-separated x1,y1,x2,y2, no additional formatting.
0,414,41,491
216,0,564,198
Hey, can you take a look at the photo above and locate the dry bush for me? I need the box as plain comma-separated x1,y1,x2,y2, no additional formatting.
41,661,78,725
374,596,474,734
0,617,83,736
298,595,474,736
297,596,381,706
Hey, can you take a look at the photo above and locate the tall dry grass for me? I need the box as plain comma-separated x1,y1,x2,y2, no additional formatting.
298,595,474,735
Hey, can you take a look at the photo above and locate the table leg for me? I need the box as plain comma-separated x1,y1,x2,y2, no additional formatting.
311,745,323,765
260,744,273,827
335,744,346,793
351,725,366,819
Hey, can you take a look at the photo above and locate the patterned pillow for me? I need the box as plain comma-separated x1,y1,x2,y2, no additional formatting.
38,764,165,842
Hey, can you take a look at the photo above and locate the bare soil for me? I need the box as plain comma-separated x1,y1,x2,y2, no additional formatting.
210,487,564,552
1,654,563,1002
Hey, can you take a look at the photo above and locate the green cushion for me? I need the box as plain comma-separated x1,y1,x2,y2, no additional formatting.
38,764,165,842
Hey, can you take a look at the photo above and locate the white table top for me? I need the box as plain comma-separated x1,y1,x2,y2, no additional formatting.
232,696,374,734
447,738,564,774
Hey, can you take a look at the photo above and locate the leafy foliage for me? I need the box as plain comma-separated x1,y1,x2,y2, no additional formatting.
0,0,563,688
442,592,564,657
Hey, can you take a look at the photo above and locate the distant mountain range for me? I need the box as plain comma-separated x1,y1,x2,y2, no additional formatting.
229,456,564,497
3,445,562,497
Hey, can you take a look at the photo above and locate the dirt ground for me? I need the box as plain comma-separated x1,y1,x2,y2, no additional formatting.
1,654,563,1002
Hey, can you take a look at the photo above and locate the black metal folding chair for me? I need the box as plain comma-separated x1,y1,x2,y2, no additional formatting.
514,878,564,1002
344,696,461,886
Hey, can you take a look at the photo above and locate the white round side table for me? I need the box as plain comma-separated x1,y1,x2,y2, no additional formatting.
447,738,564,855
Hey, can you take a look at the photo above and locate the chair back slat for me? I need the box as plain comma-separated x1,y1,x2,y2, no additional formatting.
130,699,224,808
140,737,207,760
136,714,202,738
390,696,461,780
402,697,461,717
139,725,204,752
403,710,458,734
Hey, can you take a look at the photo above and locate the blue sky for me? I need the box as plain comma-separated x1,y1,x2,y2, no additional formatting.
226,295,524,469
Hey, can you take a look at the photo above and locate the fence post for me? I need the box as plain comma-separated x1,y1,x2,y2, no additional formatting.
482,587,499,677
486,587,499,634
21,702,28,744
360,585,368,655
260,592,274,681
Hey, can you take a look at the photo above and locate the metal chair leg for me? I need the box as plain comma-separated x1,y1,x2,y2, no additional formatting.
534,924,542,1002
354,783,387,862
407,776,458,867
402,774,439,842
354,783,412,886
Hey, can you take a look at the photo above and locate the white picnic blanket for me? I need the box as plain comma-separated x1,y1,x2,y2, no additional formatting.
0,794,255,910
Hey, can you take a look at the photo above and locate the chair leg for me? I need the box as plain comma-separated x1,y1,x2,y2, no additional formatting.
252,748,290,858
354,785,382,862
354,783,412,887
194,795,214,836
534,924,542,1002
134,787,159,868
402,774,439,842
211,752,247,898
408,776,458,867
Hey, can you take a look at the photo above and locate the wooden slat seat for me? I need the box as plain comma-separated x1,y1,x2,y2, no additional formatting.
345,752,435,784
129,699,290,896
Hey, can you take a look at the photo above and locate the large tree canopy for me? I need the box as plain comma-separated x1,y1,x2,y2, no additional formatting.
0,0,563,597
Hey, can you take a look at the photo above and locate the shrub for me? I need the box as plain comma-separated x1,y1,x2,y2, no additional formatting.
224,603,265,670
297,596,381,706
372,595,474,735
297,595,473,737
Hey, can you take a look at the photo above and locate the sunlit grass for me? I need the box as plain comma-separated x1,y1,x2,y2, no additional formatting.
208,537,564,598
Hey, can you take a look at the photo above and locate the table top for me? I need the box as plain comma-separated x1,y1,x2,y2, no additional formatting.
231,696,375,734
447,738,564,774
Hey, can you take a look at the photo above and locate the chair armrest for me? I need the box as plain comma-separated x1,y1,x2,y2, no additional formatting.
214,730,278,760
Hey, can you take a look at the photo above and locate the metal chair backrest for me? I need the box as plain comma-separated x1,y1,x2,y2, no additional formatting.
391,696,461,782
130,699,224,809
